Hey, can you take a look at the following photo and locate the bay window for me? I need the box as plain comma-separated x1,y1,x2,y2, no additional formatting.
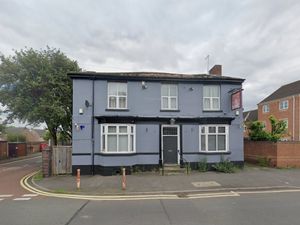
101,124,135,153
200,125,228,152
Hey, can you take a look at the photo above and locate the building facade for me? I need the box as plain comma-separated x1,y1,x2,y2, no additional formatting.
69,67,244,175
258,80,300,141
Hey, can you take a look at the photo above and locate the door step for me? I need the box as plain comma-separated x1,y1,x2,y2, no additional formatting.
160,164,187,175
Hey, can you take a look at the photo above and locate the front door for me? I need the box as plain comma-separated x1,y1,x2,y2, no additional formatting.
162,125,179,164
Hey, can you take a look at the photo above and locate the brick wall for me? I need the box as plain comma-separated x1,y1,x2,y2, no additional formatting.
244,139,300,167
42,148,52,177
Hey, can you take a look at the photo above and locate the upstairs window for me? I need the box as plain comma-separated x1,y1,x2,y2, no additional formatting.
161,84,178,110
279,100,288,110
203,85,220,111
108,82,127,109
262,104,269,113
200,125,228,152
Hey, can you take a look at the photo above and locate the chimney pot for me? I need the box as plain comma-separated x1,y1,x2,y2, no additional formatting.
209,65,222,76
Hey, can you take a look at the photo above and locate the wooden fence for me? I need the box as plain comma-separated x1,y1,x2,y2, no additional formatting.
0,141,8,159
52,146,72,175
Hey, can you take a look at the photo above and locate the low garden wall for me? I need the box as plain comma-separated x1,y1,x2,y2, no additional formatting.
244,139,300,167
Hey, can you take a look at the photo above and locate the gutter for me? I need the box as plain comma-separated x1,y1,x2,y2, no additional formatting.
293,96,295,140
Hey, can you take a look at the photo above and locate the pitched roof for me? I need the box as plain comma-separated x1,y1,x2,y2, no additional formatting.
68,71,244,83
243,109,258,122
260,80,300,104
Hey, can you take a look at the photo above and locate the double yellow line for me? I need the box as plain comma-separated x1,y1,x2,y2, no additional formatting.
20,171,240,201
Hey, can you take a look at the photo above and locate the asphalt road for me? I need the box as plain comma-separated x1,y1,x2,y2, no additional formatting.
1,156,300,225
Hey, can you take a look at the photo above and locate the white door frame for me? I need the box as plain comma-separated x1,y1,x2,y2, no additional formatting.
161,125,180,165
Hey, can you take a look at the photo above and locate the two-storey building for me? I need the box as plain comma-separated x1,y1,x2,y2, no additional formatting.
68,65,245,175
258,80,300,141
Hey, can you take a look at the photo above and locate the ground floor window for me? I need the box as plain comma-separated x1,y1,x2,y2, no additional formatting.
101,124,136,153
199,125,229,152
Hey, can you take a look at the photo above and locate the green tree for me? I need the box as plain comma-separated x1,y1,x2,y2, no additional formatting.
248,115,287,142
248,121,270,141
269,115,287,142
0,47,81,145
6,132,26,142
0,123,5,134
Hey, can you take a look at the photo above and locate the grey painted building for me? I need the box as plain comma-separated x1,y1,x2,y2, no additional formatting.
68,66,245,175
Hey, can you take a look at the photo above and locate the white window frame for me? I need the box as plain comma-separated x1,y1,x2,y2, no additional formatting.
203,85,220,111
101,124,136,153
262,104,269,113
199,125,229,153
161,84,178,110
107,82,127,109
279,100,288,110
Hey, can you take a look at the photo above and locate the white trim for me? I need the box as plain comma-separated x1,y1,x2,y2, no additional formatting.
101,124,136,154
279,99,288,111
107,82,128,109
161,84,178,110
161,125,180,164
199,125,229,153
262,104,269,113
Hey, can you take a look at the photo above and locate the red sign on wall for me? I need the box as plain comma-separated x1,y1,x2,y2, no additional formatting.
231,91,242,110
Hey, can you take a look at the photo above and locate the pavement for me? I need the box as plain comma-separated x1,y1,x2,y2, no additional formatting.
26,164,300,198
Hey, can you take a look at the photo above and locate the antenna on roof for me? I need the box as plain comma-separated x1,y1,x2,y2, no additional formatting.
205,55,210,73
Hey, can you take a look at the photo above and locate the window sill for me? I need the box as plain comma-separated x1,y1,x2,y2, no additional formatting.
203,110,223,113
160,109,180,112
183,151,231,155
96,152,136,156
105,108,129,112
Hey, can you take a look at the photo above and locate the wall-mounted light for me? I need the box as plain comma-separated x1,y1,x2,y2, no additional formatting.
189,87,194,91
235,110,240,116
142,81,147,89
170,118,176,125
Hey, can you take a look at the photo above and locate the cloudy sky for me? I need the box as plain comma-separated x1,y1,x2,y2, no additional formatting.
1,0,300,114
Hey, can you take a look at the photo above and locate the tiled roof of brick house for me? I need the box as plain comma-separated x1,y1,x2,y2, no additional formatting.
260,80,300,104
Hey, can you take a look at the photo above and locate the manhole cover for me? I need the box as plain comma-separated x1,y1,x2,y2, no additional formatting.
191,181,221,188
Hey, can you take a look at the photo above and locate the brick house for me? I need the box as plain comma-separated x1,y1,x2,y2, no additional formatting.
258,80,300,141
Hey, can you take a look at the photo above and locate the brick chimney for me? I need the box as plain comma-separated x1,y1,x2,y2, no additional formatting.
209,65,222,76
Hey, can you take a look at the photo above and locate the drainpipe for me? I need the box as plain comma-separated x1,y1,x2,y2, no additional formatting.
91,77,95,175
293,96,295,141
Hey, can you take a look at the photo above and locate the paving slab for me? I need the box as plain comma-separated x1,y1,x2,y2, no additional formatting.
32,165,300,196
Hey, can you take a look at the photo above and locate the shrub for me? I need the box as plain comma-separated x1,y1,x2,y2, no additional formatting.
257,157,271,167
212,156,236,173
198,158,208,172
248,115,287,142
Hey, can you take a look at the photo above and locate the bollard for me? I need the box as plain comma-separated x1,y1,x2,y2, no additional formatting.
122,168,126,190
77,169,80,189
